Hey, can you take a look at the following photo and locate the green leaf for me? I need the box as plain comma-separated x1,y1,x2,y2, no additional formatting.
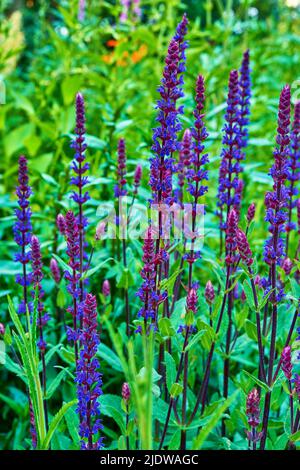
170,382,183,398
185,330,206,352
83,257,114,280
97,343,123,372
242,370,271,392
41,400,77,450
46,370,66,400
158,317,175,337
116,267,135,289
165,351,176,392
192,391,239,449
244,319,258,341
243,280,255,310
290,430,300,442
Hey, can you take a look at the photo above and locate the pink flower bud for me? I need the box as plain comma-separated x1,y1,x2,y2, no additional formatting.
122,382,130,402
205,281,215,304
50,258,61,283
56,214,66,235
247,203,256,223
102,280,110,298
95,222,106,240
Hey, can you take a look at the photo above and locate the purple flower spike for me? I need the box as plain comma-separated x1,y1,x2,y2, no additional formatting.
114,138,127,197
205,281,215,305
122,382,131,402
31,235,49,351
71,93,90,208
136,228,157,323
56,214,66,235
175,128,192,203
264,85,291,266
173,13,188,74
246,388,261,434
217,70,244,227
75,293,103,450
13,156,33,314
239,50,251,148
225,209,238,266
133,164,142,194
70,93,90,302
187,75,209,202
281,346,292,380
150,36,185,206
50,258,61,284
236,229,253,267
64,211,81,341
247,203,256,223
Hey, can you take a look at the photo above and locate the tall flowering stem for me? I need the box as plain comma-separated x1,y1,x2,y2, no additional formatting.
236,229,266,382
64,210,81,363
31,235,49,430
70,93,90,326
76,294,103,450
286,101,300,256
149,17,188,335
13,155,37,447
261,85,291,450
217,70,244,245
186,75,209,283
115,139,130,335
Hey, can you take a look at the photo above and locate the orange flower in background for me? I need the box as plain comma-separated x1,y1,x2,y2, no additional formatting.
102,38,148,67
131,44,148,64
106,39,119,48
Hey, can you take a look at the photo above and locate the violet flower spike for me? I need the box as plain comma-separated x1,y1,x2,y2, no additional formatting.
114,138,127,197
175,128,192,204
264,85,291,267
217,70,244,229
75,293,103,450
136,227,157,325
281,346,293,380
247,203,256,223
239,50,251,148
236,229,253,267
64,210,81,349
172,13,188,74
150,36,186,206
70,93,90,304
13,155,33,314
133,164,142,194
31,235,49,351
